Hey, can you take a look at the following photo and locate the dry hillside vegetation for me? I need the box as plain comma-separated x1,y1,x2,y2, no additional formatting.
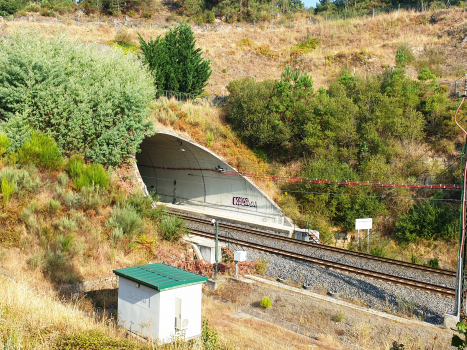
2,8,467,95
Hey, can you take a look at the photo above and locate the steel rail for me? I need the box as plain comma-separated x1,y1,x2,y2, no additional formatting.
177,213,456,278
189,228,455,297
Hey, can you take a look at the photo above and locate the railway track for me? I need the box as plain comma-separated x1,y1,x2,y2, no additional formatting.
189,227,456,297
176,213,456,278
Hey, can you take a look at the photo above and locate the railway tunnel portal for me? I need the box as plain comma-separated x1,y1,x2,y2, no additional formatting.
135,131,293,229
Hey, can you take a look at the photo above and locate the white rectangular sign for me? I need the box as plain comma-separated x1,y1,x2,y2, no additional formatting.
355,218,372,230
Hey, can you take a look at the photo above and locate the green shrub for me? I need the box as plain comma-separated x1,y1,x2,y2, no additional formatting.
427,258,439,268
208,10,215,23
255,258,269,274
139,22,212,95
0,31,154,165
332,310,345,322
42,248,81,283
106,205,143,236
81,184,103,211
160,215,187,241
125,191,166,221
292,35,320,54
1,177,15,205
260,296,272,309
0,0,25,16
395,193,457,243
57,172,69,187
17,132,64,171
46,199,61,214
206,131,214,147
66,156,110,190
201,320,221,350
63,191,83,210
53,217,77,233
0,132,10,157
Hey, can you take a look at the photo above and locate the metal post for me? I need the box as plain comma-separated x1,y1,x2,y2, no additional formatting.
398,3,400,13
373,8,375,18
421,1,423,12
98,16,100,28
357,229,360,250
234,261,238,278
215,221,219,280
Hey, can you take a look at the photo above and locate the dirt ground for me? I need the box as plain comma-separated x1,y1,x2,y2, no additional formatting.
204,277,456,350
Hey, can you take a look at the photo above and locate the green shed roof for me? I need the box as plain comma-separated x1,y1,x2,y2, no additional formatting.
113,263,208,291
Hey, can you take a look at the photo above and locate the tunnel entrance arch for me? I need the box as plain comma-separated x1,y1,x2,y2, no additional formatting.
135,131,293,228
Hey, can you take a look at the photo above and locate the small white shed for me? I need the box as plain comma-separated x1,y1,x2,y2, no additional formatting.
113,263,208,343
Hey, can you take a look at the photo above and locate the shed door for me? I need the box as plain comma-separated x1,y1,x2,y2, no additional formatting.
175,297,189,331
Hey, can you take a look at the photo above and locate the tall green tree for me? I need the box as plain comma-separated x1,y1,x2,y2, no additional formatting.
138,23,212,95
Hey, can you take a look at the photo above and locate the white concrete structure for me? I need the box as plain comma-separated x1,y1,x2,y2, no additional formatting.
135,130,293,228
114,263,208,343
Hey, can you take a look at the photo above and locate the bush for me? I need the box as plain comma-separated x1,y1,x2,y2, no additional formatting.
0,31,155,165
201,320,221,350
427,258,439,268
395,193,457,243
160,215,187,241
0,0,25,16
63,191,83,210
1,177,15,205
0,132,10,157
53,217,77,233
260,297,272,309
139,22,212,95
66,156,110,190
125,191,166,221
17,132,64,171
255,258,269,274
81,184,103,211
106,205,143,237
46,199,61,214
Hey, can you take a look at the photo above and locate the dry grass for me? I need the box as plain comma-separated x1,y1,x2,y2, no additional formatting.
0,274,122,349
4,7,467,96
202,295,323,350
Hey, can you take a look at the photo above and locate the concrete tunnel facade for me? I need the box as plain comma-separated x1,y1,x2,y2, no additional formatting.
135,130,293,228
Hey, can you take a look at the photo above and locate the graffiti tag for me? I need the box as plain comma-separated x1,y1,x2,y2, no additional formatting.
233,197,257,208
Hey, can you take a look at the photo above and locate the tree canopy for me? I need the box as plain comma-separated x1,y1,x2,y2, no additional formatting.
139,23,212,96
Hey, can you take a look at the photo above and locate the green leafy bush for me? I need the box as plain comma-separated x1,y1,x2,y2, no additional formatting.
0,30,155,165
260,296,272,309
125,191,166,221
453,321,467,349
0,132,10,157
17,131,64,171
139,22,212,95
427,258,439,268
106,205,143,237
0,0,25,16
66,156,110,190
160,215,187,241
395,192,458,243
201,320,221,350
46,199,61,214
255,258,269,274
1,177,15,205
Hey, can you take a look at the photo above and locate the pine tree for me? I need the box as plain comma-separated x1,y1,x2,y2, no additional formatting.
138,23,212,96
